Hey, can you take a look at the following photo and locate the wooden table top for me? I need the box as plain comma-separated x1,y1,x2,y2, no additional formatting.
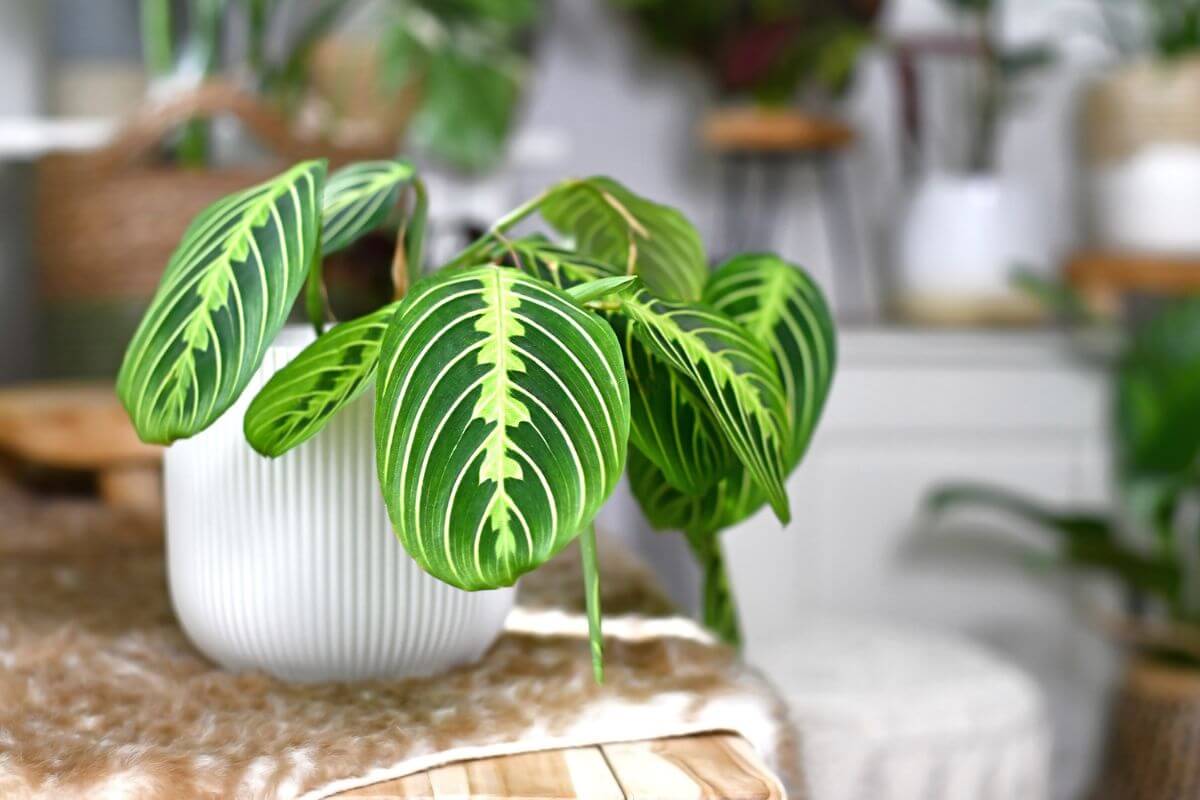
335,733,785,800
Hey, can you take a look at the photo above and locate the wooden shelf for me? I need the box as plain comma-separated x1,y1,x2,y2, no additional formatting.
701,107,855,154
1066,250,1200,312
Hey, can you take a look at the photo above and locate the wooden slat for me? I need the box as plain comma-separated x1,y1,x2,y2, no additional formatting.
337,745,624,799
601,734,784,800
334,734,782,800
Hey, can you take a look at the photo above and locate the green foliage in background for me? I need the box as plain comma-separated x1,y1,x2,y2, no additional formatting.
139,0,541,171
1098,0,1200,60
118,156,837,675
938,0,1055,173
607,0,881,103
928,297,1200,661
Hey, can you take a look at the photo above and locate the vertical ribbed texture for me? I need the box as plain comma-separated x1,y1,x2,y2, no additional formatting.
164,330,516,683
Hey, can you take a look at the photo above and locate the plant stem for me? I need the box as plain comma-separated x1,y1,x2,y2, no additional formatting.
686,530,742,648
443,187,550,271
580,523,604,683
246,0,271,80
405,178,429,292
141,0,175,78
970,6,1001,173
305,231,328,335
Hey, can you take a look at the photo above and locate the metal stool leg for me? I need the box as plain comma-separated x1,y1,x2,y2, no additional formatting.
816,154,875,322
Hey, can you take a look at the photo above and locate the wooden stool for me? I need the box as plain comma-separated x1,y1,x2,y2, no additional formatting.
702,107,870,319
335,732,784,799
1066,250,1200,315
0,382,162,520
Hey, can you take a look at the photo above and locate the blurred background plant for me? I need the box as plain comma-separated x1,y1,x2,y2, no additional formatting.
606,0,882,104
937,0,1054,173
928,293,1200,667
1096,0,1200,60
137,0,542,171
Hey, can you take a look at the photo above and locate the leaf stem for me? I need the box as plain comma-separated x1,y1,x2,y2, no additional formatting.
580,523,604,683
141,0,174,78
686,530,742,648
305,241,328,335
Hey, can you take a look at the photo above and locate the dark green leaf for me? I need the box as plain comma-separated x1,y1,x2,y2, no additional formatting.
619,289,791,521
244,303,399,457
540,177,708,302
375,265,630,590
118,160,326,444
321,160,415,256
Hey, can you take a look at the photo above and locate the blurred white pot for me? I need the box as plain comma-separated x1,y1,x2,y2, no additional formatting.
165,327,515,683
895,173,1050,325
1083,59,1200,255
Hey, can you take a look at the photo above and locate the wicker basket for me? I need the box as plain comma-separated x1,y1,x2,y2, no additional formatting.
1092,657,1200,799
33,82,395,376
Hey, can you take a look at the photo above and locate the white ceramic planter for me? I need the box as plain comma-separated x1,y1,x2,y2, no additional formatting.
895,173,1050,324
164,327,515,682
1083,59,1200,255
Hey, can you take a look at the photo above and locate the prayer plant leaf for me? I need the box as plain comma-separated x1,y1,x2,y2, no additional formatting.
476,234,620,290
540,177,708,302
705,254,837,466
117,160,326,444
321,160,415,256
632,256,837,534
619,318,735,494
375,265,631,591
619,289,791,522
243,303,400,457
566,275,639,305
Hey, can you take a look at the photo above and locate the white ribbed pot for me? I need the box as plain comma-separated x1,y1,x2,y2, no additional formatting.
164,327,516,682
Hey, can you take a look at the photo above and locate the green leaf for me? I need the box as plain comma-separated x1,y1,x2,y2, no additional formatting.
619,289,791,521
243,303,399,457
566,275,638,305
926,482,1181,601
705,254,837,466
580,523,604,682
321,160,415,256
631,256,837,533
620,318,734,494
478,235,621,289
408,46,521,172
540,177,708,302
118,160,326,444
375,265,631,590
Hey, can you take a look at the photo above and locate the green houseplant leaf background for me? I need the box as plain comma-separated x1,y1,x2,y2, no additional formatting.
118,160,326,444
244,302,401,457
375,265,631,591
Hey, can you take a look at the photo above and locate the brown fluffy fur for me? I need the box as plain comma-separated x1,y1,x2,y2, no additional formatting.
0,482,801,798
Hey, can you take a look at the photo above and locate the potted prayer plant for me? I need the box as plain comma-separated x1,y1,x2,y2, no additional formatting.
1081,1,1200,254
118,157,837,681
926,297,1200,798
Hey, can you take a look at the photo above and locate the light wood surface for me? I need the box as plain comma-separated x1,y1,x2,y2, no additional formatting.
334,733,784,800
0,382,159,469
0,382,162,518
701,108,854,154
1066,250,1200,314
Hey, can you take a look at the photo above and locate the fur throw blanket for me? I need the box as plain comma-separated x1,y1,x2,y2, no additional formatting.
0,484,799,798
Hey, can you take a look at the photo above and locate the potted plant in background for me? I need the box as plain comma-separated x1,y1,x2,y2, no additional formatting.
927,296,1200,798
117,152,836,680
893,0,1055,326
1082,1,1200,255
